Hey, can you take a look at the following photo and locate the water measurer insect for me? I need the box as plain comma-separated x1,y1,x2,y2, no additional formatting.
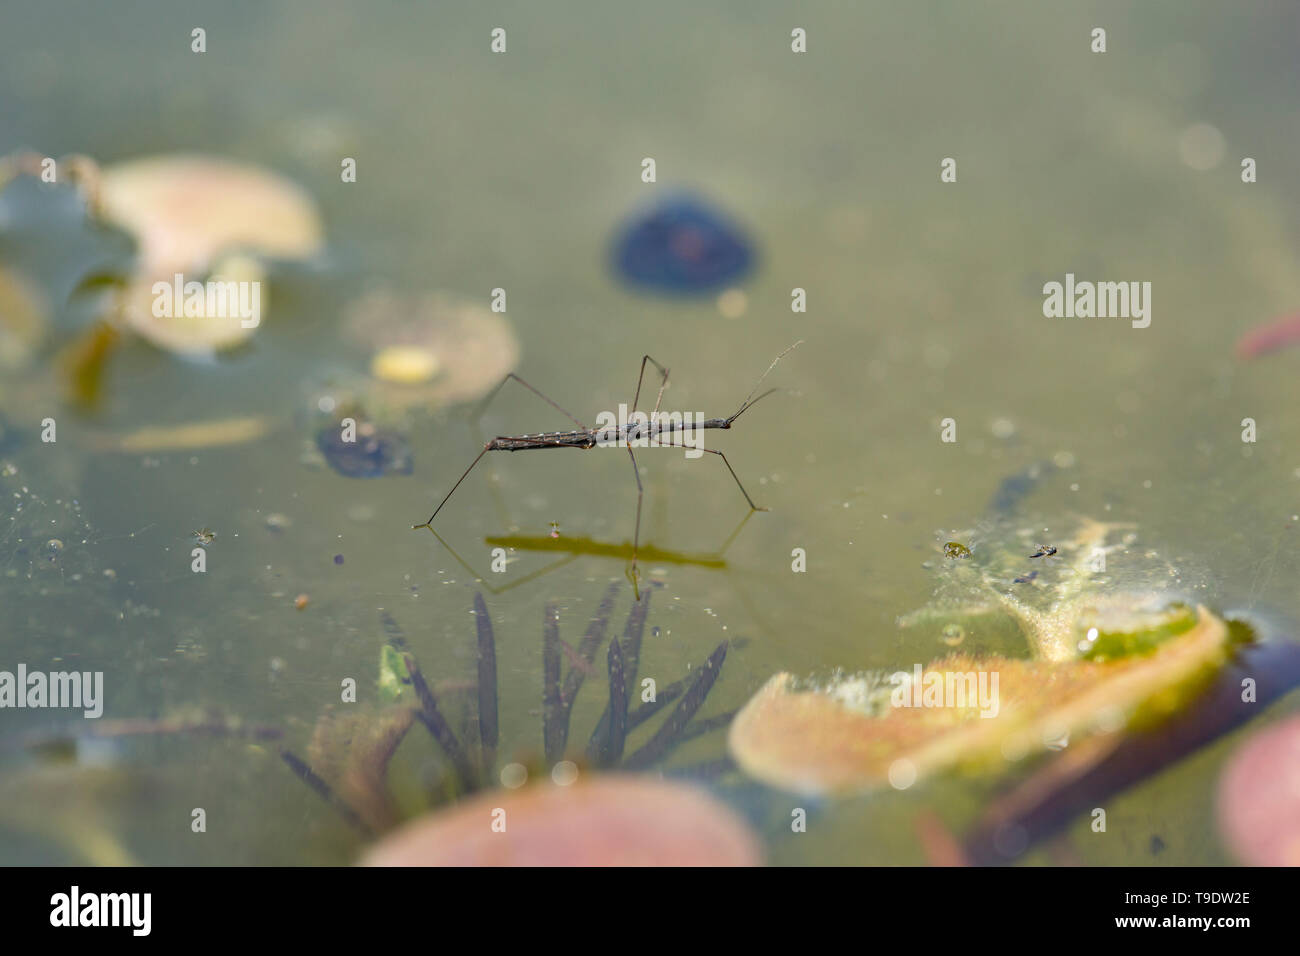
414,342,802,590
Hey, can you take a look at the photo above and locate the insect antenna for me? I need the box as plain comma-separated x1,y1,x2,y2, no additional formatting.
726,340,803,424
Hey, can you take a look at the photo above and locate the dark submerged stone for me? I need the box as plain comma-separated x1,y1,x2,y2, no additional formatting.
316,423,412,478
612,194,756,294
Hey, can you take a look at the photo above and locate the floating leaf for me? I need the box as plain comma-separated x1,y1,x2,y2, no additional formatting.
728,605,1231,797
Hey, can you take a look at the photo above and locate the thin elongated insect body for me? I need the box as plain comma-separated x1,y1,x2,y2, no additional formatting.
414,342,802,591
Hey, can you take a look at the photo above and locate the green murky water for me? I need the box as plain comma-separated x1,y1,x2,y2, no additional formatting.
2,1,1299,865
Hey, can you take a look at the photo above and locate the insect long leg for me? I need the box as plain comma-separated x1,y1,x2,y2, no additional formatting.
466,375,587,529
631,355,671,422
626,444,645,594
699,446,767,512
414,436,579,531
473,373,587,430
641,431,767,513
414,444,493,530
625,356,671,593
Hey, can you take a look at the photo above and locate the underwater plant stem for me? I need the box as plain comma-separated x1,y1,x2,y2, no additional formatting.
279,749,373,838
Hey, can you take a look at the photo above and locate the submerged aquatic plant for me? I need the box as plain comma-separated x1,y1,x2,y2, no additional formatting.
280,584,740,840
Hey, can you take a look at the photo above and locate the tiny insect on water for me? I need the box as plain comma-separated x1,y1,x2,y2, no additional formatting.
1029,544,1057,559
414,342,803,593
192,527,216,546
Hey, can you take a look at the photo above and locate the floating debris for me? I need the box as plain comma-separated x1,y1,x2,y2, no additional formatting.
315,421,412,478
294,593,309,610
360,775,761,866
901,517,1148,662
611,194,756,295
97,415,271,453
943,541,971,559
264,513,291,532
1236,311,1300,360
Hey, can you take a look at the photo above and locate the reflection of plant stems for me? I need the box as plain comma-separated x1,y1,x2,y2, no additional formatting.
676,709,738,744
279,749,372,838
474,592,498,771
588,589,649,760
383,610,476,786
402,650,476,789
543,602,565,763
589,629,628,767
555,583,619,753
627,677,686,729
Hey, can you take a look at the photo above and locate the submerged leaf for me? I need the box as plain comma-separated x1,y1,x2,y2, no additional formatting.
306,706,417,832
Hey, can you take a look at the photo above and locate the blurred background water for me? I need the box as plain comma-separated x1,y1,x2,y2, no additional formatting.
2,0,1299,864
